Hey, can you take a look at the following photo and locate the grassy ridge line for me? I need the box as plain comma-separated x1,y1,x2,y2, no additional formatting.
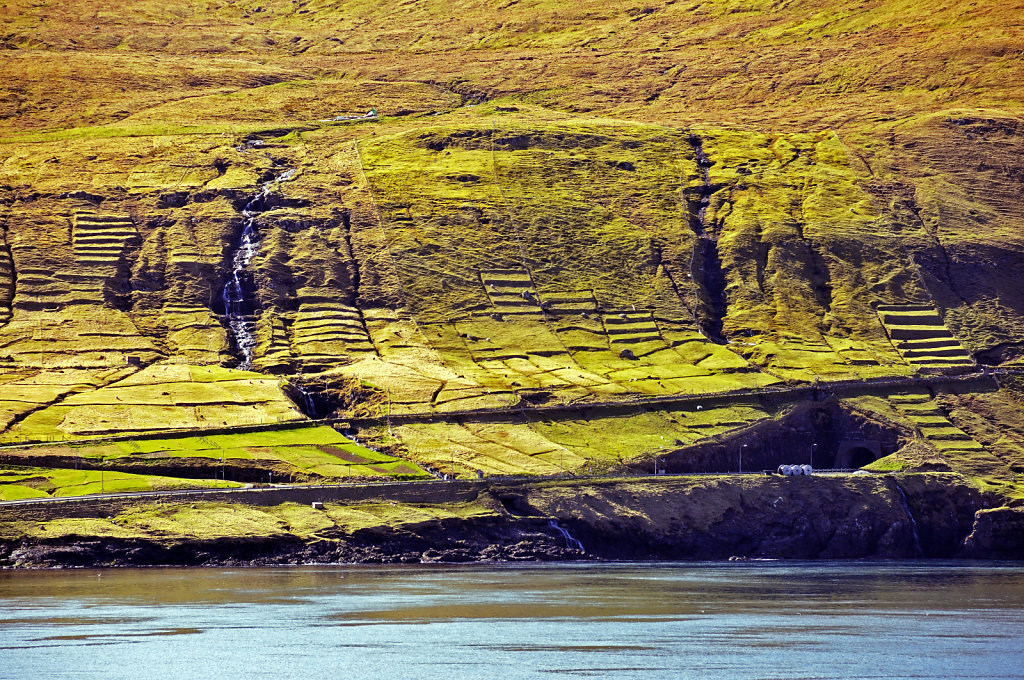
2,0,1020,135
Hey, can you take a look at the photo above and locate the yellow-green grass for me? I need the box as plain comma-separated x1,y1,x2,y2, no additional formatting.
360,119,700,323
391,399,773,477
0,466,242,501
54,426,431,480
0,500,499,542
2,0,1020,137
359,115,943,398
0,364,305,442
0,306,163,368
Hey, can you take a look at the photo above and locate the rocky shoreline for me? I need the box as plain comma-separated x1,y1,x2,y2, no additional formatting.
3,475,1023,569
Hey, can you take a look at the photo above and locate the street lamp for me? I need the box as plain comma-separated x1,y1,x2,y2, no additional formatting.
740,444,747,474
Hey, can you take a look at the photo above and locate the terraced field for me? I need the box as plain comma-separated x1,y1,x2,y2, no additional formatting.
878,305,976,372
889,392,986,458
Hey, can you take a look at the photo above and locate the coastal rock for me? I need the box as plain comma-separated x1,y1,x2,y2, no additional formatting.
959,506,1024,559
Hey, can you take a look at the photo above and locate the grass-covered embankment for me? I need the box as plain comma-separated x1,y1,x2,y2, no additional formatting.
3,473,1022,567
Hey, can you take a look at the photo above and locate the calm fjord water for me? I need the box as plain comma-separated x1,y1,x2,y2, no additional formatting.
1,563,1023,680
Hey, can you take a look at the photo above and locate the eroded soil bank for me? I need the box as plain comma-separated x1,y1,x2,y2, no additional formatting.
1,475,1022,568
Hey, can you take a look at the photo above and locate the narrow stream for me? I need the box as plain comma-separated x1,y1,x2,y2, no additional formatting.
894,483,924,557
221,168,296,369
548,519,585,552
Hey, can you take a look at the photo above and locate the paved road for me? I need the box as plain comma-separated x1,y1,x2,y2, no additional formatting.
0,469,877,508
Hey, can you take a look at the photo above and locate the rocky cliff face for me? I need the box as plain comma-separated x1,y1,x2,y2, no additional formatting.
3,474,1017,568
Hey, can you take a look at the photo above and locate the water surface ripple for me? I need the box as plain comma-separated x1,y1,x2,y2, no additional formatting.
1,562,1023,679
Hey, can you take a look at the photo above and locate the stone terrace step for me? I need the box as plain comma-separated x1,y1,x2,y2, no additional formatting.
538,290,598,315
901,347,973,359
72,212,138,265
877,302,974,368
480,270,537,306
877,304,935,312
897,338,965,350
602,311,662,344
881,311,944,325
886,325,955,341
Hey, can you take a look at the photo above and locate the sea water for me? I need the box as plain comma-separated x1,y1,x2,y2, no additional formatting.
1,562,1023,679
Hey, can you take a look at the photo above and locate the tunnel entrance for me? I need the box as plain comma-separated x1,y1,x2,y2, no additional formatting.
846,446,880,468
653,399,903,474
835,440,884,469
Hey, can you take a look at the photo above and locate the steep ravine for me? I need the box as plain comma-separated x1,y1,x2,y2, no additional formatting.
220,168,297,369
686,134,728,343
2,474,1020,568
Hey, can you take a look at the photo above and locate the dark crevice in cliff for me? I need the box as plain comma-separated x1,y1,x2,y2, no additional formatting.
975,340,1024,366
808,244,834,315
685,134,727,343
0,223,15,326
892,480,923,557
338,207,376,354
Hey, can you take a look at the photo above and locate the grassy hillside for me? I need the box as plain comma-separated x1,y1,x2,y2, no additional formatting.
0,0,1021,500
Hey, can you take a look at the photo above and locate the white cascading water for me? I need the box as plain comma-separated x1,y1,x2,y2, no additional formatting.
222,168,296,369
548,519,585,552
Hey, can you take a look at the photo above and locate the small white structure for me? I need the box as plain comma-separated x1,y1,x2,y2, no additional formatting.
777,464,813,476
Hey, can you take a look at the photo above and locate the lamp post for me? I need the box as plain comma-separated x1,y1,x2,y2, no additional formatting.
740,444,747,474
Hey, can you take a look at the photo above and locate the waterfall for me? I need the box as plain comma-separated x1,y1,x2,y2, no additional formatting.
894,482,923,557
294,385,320,418
548,519,585,552
221,168,296,369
